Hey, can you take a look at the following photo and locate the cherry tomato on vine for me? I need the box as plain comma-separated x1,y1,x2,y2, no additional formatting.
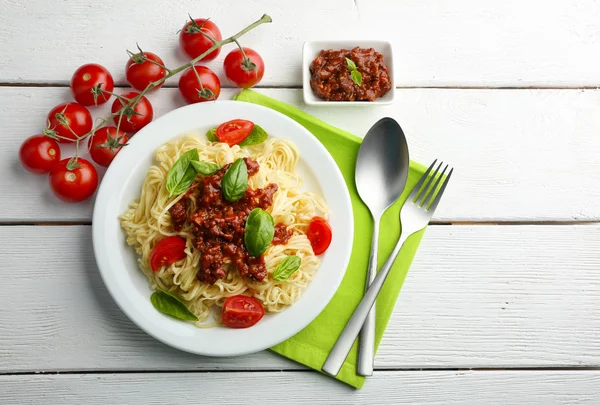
215,119,254,146
126,51,167,91
111,92,154,133
19,135,61,174
88,127,129,167
70,63,114,106
178,65,221,104
45,102,93,143
223,47,265,88
179,18,222,61
307,216,332,255
221,295,264,328
49,158,98,203
150,236,187,272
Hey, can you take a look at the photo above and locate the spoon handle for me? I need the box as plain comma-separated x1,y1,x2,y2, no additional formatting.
322,231,410,377
357,217,380,376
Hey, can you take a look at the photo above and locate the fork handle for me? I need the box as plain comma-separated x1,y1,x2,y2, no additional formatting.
357,217,380,376
322,231,410,377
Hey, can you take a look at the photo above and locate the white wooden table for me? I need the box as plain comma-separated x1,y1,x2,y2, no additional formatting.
1,1,599,403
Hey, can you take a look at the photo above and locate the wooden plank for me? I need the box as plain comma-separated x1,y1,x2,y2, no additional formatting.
0,225,598,372
2,0,600,87
3,87,600,222
1,371,599,404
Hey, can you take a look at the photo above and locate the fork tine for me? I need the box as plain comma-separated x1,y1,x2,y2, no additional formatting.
410,159,437,202
427,167,453,212
418,161,444,207
423,163,448,208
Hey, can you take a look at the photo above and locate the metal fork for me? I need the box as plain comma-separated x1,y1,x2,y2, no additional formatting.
322,160,453,377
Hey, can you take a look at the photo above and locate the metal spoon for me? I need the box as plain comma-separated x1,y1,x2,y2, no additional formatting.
354,117,410,376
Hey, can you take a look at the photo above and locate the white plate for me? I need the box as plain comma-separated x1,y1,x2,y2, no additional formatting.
92,101,354,357
302,40,395,106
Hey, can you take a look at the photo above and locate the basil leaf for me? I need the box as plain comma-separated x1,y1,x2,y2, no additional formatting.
222,158,248,202
244,208,275,257
150,290,198,321
206,128,218,142
239,124,268,147
345,57,357,70
351,70,363,86
166,149,199,196
191,160,220,176
273,256,301,281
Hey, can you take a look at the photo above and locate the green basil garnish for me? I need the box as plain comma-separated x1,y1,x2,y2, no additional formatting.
191,160,220,176
244,208,275,257
273,256,301,281
221,158,248,202
166,149,199,197
150,290,198,321
206,128,218,142
239,124,268,147
346,57,363,86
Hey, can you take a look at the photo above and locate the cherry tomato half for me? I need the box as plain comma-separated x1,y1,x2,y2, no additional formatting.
178,65,221,104
150,236,187,272
126,51,167,91
179,18,222,62
88,127,129,167
215,119,254,146
111,92,154,133
46,102,93,143
70,63,114,106
221,295,265,328
19,135,61,174
49,158,98,203
223,47,265,88
306,216,332,255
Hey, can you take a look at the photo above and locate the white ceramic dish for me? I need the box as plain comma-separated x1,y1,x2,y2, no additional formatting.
302,40,395,106
92,101,354,357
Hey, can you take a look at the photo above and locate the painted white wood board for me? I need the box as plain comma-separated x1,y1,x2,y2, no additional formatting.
2,87,600,222
2,0,600,87
1,224,598,373
1,371,599,404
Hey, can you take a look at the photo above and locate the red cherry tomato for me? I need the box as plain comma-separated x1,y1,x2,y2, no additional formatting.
179,18,222,62
46,102,93,143
215,119,254,146
126,52,167,91
49,158,98,203
111,92,154,133
70,63,114,106
88,127,129,167
178,65,221,104
150,236,187,272
223,47,265,88
306,216,332,255
19,135,61,174
221,295,264,328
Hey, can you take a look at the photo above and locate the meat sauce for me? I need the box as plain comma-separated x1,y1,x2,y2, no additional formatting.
309,47,392,102
168,158,288,284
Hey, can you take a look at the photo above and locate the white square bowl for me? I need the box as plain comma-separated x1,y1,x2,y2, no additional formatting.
302,40,395,106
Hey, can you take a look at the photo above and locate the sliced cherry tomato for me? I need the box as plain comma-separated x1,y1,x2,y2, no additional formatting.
221,295,265,328
223,47,265,88
178,65,221,104
88,127,129,167
150,236,187,272
46,102,93,143
49,158,98,203
215,119,254,146
111,92,154,133
70,63,114,106
19,135,61,174
179,18,222,62
126,51,167,91
306,216,332,255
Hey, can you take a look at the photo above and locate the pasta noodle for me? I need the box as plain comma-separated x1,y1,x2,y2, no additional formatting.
120,135,329,327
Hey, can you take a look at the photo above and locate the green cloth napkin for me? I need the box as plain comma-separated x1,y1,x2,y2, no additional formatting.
233,89,428,389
